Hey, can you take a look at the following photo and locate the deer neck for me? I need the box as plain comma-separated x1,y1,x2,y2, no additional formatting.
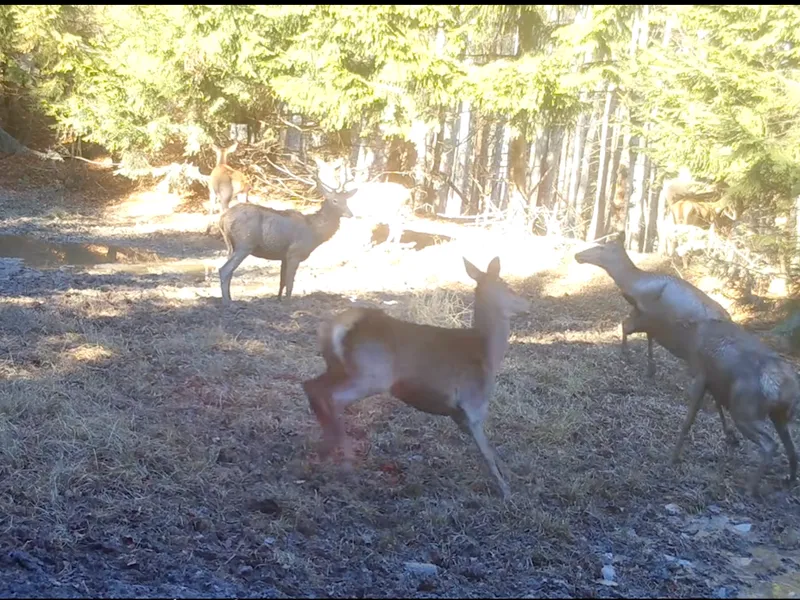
602,255,643,296
307,205,342,244
472,301,512,375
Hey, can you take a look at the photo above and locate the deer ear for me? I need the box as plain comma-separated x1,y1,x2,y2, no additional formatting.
226,141,238,153
486,256,501,279
463,257,484,282
612,230,626,246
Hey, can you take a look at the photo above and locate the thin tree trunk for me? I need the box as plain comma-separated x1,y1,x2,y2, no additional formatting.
575,100,601,238
427,107,447,208
438,105,458,213
446,100,471,216
471,118,491,214
588,86,617,241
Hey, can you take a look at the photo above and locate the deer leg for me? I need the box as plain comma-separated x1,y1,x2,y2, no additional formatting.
208,187,217,217
733,417,778,496
282,256,301,301
671,375,707,465
715,402,739,446
620,321,629,359
219,249,249,306
387,221,403,245
278,259,287,300
453,410,511,500
646,333,656,379
772,416,798,485
303,371,346,460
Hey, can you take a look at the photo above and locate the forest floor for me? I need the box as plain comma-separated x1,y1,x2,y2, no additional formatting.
1,154,800,598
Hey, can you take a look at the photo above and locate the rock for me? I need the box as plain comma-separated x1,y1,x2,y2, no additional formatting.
601,564,616,582
708,504,722,514
237,565,253,577
714,586,732,598
733,523,752,534
404,561,438,578
665,503,682,515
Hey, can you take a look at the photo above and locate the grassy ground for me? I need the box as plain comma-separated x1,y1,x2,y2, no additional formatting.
1,155,800,598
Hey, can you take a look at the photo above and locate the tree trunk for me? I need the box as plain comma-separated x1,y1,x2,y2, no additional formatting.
644,159,660,252
536,128,560,216
537,127,564,234
427,107,447,209
575,100,601,239
488,119,505,212
588,87,618,241
627,136,649,253
470,118,491,214
446,99,471,216
438,105,458,213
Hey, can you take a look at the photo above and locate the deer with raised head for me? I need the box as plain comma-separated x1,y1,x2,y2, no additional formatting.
302,256,530,499
313,157,412,245
209,142,252,218
632,309,798,495
574,234,731,378
218,176,355,305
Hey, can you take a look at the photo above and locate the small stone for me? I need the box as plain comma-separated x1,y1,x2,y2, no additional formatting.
601,564,616,582
404,561,438,577
238,565,253,577
664,503,682,515
714,586,731,598
733,523,752,534
708,504,722,514
677,559,693,569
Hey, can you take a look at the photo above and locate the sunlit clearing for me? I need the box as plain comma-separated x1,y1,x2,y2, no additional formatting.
110,190,183,219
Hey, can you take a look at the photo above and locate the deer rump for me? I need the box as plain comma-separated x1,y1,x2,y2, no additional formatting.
321,307,488,417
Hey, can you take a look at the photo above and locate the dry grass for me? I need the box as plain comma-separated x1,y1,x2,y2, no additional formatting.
2,177,800,597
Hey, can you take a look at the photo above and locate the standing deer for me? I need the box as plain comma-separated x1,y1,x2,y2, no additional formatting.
218,178,355,305
209,142,251,218
313,157,411,245
633,310,798,495
302,256,530,499
574,234,731,378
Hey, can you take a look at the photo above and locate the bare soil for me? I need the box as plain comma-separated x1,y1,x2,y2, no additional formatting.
1,155,800,598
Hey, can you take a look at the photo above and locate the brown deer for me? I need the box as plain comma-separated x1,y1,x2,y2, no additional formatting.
302,256,530,499
574,234,731,378
209,142,252,218
218,177,355,305
669,197,736,231
632,309,798,495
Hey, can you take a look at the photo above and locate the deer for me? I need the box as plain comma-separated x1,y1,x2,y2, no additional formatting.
631,307,798,495
301,256,530,499
574,234,731,379
217,177,355,305
313,157,412,246
208,142,252,218
669,197,737,231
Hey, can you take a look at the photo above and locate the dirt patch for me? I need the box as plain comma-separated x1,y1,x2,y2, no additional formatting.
1,158,800,598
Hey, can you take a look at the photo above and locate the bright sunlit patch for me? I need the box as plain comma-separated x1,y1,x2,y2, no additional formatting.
109,190,183,219
67,344,114,363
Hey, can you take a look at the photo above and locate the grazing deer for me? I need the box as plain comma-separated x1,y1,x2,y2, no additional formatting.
636,311,798,495
302,256,530,499
209,142,252,218
313,157,412,245
574,234,731,378
218,178,355,305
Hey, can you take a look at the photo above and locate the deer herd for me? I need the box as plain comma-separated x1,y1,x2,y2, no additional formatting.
204,142,799,501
